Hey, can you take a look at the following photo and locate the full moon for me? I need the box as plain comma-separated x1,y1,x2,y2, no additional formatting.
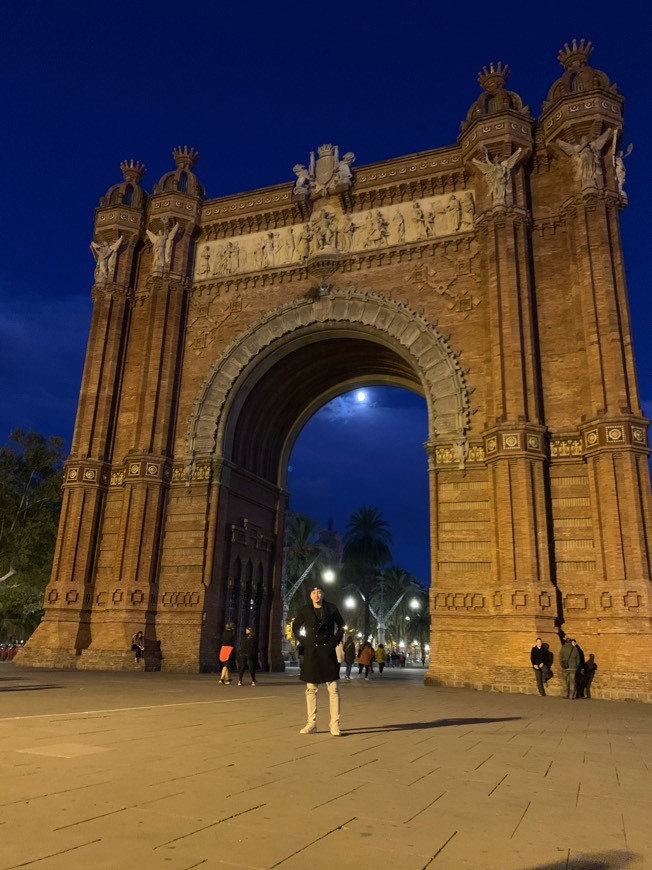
356,390,367,402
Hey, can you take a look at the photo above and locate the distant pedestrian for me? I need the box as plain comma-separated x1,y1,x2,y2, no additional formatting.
131,631,145,664
560,636,580,698
580,653,598,698
530,637,549,695
358,641,374,679
219,622,236,684
293,585,345,736
237,626,258,686
343,634,356,680
375,643,387,675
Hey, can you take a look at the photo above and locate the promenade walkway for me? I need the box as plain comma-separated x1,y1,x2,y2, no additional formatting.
0,664,650,869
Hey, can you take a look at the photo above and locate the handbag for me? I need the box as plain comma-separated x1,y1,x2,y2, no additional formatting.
335,642,345,664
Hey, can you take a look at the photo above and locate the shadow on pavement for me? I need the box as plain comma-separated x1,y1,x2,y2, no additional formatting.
523,851,642,869
345,716,522,733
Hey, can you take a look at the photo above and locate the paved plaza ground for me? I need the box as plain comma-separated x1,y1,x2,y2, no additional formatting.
0,663,650,869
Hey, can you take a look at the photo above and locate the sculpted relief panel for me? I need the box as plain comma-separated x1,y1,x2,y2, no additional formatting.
193,191,475,281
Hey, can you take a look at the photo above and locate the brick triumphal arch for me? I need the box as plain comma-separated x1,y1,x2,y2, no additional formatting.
20,43,652,699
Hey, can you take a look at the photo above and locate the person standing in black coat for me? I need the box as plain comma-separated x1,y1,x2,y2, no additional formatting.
530,637,549,696
293,585,345,736
237,627,258,686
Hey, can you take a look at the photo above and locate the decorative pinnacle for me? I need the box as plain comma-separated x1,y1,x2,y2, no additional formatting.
173,145,200,170
558,38,593,70
120,159,146,183
477,61,510,93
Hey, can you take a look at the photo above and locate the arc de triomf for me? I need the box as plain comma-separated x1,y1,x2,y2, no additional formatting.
20,42,652,700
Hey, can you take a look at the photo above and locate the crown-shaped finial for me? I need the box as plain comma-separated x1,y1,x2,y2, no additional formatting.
173,145,200,170
317,144,335,158
558,38,593,70
119,159,146,184
478,61,510,93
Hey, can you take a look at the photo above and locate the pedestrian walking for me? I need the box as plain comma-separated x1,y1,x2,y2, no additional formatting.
237,626,258,686
218,622,236,684
293,584,345,736
375,643,387,675
358,640,374,679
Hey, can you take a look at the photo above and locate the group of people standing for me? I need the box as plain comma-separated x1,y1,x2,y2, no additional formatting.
531,636,597,698
218,623,258,686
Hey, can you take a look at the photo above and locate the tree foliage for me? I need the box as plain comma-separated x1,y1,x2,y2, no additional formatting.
0,429,65,640
343,505,393,637
284,512,335,615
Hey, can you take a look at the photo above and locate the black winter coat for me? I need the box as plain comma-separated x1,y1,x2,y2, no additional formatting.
293,600,344,684
239,633,258,662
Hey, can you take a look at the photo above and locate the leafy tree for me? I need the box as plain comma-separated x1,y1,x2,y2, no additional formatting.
0,430,65,641
343,505,392,637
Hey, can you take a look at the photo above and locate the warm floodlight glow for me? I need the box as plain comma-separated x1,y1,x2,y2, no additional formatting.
356,390,367,402
356,632,363,638
409,598,420,610
425,644,430,652
322,569,335,583
345,596,357,609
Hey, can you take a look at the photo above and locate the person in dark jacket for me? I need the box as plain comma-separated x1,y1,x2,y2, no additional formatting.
343,634,356,680
530,637,549,696
293,585,345,736
218,622,236,684
237,626,258,686
580,653,598,698
572,638,586,698
560,636,580,698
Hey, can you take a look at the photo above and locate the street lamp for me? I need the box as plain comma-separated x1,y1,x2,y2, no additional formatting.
344,596,357,610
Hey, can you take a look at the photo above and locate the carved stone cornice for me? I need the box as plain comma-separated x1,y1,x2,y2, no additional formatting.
580,417,649,457
549,434,583,461
539,93,623,150
64,459,111,489
95,205,144,230
483,424,547,462
121,454,173,485
143,273,191,294
149,193,202,225
90,282,133,304
474,206,532,232
425,439,486,471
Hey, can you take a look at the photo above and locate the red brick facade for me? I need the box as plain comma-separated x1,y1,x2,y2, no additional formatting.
19,44,652,699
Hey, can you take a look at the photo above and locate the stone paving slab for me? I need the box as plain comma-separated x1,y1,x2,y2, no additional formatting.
1,664,650,869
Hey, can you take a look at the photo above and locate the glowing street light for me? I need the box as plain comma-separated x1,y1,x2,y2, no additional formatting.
409,598,420,610
344,596,357,609
322,569,336,584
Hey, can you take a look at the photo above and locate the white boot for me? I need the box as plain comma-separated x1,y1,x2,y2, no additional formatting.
300,684,318,733
327,681,341,736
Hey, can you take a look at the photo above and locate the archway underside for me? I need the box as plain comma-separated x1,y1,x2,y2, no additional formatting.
228,335,423,482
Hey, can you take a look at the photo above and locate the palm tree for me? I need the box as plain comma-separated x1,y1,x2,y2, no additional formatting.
284,513,334,617
343,506,392,637
374,565,419,644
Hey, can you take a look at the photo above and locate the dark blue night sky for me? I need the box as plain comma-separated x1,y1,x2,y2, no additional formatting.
0,1,649,585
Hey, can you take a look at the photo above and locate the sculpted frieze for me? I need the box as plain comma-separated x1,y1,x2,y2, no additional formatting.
193,191,476,281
